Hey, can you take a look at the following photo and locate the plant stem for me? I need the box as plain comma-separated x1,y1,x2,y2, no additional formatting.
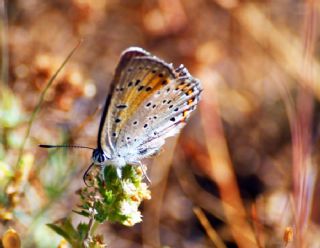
83,217,95,247
83,197,97,248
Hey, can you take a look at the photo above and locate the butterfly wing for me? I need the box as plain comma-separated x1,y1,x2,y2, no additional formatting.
99,47,202,163
104,49,201,162
98,48,176,155
97,47,151,156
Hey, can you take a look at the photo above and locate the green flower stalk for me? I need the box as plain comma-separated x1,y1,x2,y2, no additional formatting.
78,164,151,226
48,164,151,247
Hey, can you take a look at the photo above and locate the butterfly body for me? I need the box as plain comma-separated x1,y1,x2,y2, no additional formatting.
90,47,201,177
92,148,126,167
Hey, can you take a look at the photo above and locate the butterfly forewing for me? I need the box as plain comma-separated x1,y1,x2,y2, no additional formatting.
98,48,150,154
106,57,175,146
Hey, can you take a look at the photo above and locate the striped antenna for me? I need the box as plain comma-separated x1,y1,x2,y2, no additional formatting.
39,144,94,150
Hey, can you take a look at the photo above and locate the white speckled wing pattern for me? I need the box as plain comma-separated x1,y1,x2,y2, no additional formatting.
98,47,202,166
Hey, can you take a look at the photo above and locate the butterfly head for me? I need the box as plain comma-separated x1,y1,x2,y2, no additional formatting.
92,148,110,165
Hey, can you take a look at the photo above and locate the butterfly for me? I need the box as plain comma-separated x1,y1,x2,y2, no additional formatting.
40,47,202,183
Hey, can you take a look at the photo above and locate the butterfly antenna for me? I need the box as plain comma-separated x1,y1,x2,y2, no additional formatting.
39,144,95,150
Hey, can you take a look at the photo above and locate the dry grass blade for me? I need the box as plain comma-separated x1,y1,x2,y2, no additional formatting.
142,138,178,248
193,206,227,248
0,0,9,85
15,40,83,168
232,3,320,98
200,80,257,246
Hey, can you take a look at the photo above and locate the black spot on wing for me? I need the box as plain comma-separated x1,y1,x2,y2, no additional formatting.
116,104,128,109
139,148,148,155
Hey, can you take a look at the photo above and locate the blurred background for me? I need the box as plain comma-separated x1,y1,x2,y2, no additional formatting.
1,0,320,247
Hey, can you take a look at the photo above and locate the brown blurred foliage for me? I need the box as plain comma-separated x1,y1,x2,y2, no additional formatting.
1,0,320,247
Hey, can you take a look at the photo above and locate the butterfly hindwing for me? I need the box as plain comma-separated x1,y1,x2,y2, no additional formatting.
114,69,201,162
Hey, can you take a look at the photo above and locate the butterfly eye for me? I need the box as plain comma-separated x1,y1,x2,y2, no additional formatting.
92,149,109,164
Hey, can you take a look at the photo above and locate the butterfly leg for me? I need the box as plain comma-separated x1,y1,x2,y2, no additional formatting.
99,165,106,182
83,162,95,186
137,161,151,183
116,167,122,179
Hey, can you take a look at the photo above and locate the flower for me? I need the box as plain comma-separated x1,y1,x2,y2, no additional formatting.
123,210,142,226
122,180,137,196
119,200,138,216
76,165,151,227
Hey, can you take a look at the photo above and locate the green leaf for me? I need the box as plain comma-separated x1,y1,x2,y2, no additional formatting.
46,223,71,241
103,166,118,181
77,222,89,240
47,218,84,247
72,210,90,217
